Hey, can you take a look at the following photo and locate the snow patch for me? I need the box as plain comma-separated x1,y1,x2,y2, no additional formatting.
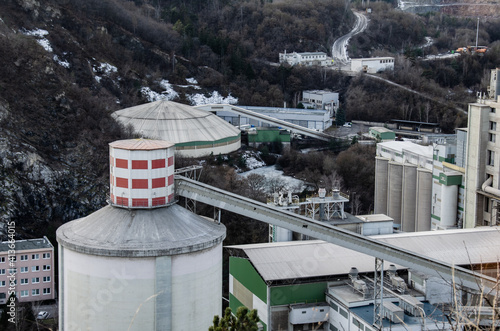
186,77,198,84
23,28,53,52
53,55,70,68
141,79,179,102
188,91,238,106
240,165,306,193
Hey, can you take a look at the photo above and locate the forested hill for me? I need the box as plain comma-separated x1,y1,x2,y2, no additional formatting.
0,0,356,238
0,0,499,240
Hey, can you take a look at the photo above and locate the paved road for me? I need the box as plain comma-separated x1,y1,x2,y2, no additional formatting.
331,12,369,65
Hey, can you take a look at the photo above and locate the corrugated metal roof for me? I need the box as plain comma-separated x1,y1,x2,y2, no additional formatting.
227,227,500,282
57,204,226,257
109,138,174,150
112,100,240,144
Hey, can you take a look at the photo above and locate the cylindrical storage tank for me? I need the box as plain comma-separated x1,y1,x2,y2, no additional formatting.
415,169,432,231
387,161,403,227
401,164,417,232
374,157,389,214
440,184,458,228
109,139,175,208
57,138,226,331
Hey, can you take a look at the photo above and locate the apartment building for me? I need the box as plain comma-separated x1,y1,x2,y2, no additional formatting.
0,236,55,303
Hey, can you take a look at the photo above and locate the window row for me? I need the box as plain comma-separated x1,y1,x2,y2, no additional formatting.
19,276,51,285
0,253,51,263
0,265,51,274
20,288,51,297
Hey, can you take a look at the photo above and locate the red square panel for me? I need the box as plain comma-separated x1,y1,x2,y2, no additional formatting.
168,156,174,167
152,177,166,188
116,197,128,206
152,159,166,169
132,179,148,189
116,158,128,169
132,160,148,169
152,197,166,206
116,177,128,188
132,198,148,207
168,175,174,186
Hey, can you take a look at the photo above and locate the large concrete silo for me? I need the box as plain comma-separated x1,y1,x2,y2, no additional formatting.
374,157,389,215
57,139,226,331
401,164,417,232
387,161,403,227
440,183,458,228
415,168,432,231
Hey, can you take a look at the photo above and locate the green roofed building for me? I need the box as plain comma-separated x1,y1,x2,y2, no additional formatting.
369,127,395,141
247,127,291,148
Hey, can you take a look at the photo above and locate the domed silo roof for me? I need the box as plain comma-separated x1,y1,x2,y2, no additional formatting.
112,100,241,157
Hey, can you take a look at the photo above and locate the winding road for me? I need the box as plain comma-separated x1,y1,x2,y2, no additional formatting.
331,12,369,65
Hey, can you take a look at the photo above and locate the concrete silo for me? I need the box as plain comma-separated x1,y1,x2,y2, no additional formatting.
387,161,403,227
57,139,226,331
401,164,417,232
374,157,389,215
415,168,432,231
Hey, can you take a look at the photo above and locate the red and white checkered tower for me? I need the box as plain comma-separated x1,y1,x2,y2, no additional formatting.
109,139,175,208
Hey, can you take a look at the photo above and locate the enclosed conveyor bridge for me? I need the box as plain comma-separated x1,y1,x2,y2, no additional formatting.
175,175,498,293
195,104,333,142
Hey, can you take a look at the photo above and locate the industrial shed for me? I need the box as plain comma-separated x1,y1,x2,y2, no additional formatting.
112,100,241,157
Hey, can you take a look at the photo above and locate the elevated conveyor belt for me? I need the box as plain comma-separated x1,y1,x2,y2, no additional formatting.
195,104,333,141
175,176,498,292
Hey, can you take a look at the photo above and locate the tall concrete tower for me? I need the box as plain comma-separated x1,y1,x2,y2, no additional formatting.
57,138,226,330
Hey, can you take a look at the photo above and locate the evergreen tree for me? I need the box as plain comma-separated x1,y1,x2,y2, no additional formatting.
209,306,260,331
335,106,346,126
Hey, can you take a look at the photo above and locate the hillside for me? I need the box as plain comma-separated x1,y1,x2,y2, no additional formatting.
0,0,499,240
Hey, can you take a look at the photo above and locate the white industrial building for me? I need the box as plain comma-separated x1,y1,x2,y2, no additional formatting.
279,51,329,66
228,227,500,331
56,138,226,331
112,100,241,157
351,57,395,73
213,105,332,132
301,90,339,114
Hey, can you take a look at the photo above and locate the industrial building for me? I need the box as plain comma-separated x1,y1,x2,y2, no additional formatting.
56,138,226,331
0,237,55,304
212,105,332,132
112,100,241,157
301,90,339,114
228,227,500,331
351,57,395,73
464,68,500,228
279,51,329,67
369,127,396,141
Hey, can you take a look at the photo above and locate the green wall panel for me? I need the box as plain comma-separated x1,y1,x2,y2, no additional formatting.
270,282,327,306
229,293,267,331
230,257,267,302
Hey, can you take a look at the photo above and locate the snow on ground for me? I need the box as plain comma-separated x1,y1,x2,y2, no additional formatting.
241,152,265,170
186,77,198,84
188,91,238,106
53,55,70,68
141,79,179,102
240,165,306,193
23,29,52,52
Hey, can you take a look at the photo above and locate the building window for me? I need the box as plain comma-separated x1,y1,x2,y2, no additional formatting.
488,150,495,166
43,265,51,271
43,288,51,295
20,255,28,261
32,289,39,296
43,276,51,283
32,277,39,284
32,266,39,272
0,269,5,275
32,254,39,260
20,290,28,297
0,281,5,287
485,197,490,212
329,300,338,311
490,121,497,131
490,133,496,142
43,253,51,259
0,257,4,263
20,267,28,273
20,279,28,285
339,307,348,319
491,108,496,113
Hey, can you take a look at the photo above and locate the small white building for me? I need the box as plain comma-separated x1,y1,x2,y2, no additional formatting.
279,51,329,66
302,90,339,114
351,57,395,73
